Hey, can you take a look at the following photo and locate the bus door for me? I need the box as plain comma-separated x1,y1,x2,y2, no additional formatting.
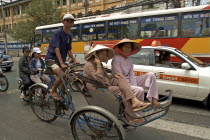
33,30,42,48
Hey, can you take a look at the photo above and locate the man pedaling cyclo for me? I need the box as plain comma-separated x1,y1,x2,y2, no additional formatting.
45,13,79,100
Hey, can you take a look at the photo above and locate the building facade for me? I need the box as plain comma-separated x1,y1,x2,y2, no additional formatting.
0,0,136,32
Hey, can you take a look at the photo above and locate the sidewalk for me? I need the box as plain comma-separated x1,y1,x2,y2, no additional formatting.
13,57,20,61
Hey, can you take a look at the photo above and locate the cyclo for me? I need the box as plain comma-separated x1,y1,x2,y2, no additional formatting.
28,62,172,140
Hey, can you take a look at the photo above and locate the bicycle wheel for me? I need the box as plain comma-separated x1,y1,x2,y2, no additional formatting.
0,75,9,92
29,85,58,123
71,110,123,140
67,73,78,92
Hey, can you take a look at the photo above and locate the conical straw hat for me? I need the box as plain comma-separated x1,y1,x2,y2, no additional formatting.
113,38,142,56
85,44,114,61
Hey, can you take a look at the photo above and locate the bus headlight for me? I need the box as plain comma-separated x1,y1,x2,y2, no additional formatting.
43,46,48,52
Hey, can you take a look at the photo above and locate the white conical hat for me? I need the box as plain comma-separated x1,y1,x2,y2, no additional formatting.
85,44,114,61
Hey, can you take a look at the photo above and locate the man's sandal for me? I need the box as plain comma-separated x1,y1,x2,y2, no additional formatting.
50,91,62,100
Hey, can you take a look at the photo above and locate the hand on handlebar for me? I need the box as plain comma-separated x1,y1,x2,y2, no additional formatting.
61,63,68,70
73,60,80,64
38,68,43,71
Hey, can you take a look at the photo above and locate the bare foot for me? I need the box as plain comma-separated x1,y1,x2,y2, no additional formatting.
50,91,62,100
131,98,150,109
152,102,161,108
152,98,161,108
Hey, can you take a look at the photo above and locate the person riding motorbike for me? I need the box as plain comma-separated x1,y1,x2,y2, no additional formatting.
19,46,31,99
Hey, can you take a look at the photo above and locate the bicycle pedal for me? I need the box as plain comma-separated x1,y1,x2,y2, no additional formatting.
58,102,69,111
63,105,69,111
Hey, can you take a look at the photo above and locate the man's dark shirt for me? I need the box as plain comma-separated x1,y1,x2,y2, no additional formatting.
19,56,30,76
46,28,72,63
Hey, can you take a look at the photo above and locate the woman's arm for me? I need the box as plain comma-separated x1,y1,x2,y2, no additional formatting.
84,62,106,83
111,57,123,74
30,59,38,75
128,64,137,86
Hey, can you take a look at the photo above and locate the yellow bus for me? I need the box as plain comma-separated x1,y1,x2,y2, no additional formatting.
32,5,210,63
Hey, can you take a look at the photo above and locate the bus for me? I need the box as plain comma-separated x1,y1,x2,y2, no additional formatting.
32,5,210,63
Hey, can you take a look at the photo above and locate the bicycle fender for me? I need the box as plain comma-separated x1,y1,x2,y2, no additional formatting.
29,83,48,90
70,105,126,140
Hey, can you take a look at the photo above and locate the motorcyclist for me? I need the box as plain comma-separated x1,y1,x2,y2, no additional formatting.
19,46,31,99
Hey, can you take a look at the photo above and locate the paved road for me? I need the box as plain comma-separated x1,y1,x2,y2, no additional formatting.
0,58,209,140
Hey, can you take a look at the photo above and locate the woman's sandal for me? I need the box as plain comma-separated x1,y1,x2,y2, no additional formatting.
129,118,145,125
133,103,151,112
153,100,169,109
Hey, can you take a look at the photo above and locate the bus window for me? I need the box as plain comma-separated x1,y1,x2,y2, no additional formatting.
181,12,210,37
71,25,80,41
81,22,106,41
121,18,138,39
141,15,178,38
108,20,121,39
42,28,58,43
34,33,42,47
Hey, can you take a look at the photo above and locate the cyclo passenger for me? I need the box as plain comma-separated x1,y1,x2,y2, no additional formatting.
30,47,50,84
83,44,151,125
45,14,79,100
112,38,169,108
19,46,31,99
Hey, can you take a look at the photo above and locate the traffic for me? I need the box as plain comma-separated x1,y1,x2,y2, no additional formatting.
1,4,210,140
104,44,210,108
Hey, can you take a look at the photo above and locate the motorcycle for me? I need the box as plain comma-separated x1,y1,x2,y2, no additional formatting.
16,77,34,102
0,68,9,92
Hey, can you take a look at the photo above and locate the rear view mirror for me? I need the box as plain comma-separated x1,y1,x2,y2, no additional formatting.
181,63,191,70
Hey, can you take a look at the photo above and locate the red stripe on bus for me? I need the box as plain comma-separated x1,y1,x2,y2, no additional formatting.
139,38,190,50
202,6,210,10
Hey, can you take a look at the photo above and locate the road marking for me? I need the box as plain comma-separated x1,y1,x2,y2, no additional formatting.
170,104,210,116
145,119,210,140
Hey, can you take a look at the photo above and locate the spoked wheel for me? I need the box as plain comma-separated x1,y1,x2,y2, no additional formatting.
0,75,9,92
71,110,123,140
29,85,58,123
67,73,78,92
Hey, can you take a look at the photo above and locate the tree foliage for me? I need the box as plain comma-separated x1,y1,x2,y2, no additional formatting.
11,0,62,43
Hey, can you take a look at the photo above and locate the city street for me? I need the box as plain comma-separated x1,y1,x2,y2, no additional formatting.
0,58,210,140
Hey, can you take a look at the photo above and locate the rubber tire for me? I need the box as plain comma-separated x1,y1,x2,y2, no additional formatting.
67,73,78,92
0,75,9,92
70,81,79,92
6,67,12,71
71,110,123,140
29,85,58,123
207,94,210,110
